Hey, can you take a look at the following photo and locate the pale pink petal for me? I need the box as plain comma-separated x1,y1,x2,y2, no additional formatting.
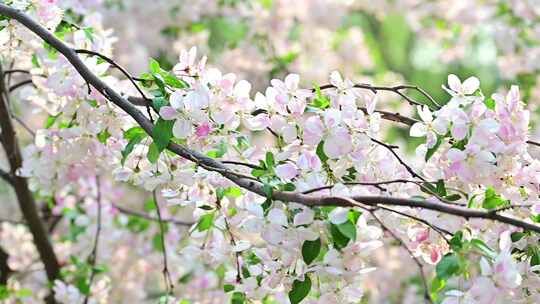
409,122,428,137
447,74,462,92
275,163,298,181
447,148,466,162
461,76,480,94
293,209,314,226
267,208,288,226
159,106,178,120
284,73,300,91
172,118,192,139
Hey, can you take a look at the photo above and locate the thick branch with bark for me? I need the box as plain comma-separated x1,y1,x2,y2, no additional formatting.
1,3,539,242
0,63,60,300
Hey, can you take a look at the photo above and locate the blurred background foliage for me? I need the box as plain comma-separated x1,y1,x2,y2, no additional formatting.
101,0,539,152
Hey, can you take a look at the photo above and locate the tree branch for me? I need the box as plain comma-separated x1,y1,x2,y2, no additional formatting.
0,62,60,302
151,190,174,297
0,168,14,186
112,203,193,226
83,176,102,304
370,210,433,303
3,4,539,236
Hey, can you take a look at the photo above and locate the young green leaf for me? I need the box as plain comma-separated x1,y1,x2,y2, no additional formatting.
436,254,460,280
196,213,215,232
289,276,311,304
301,238,321,265
152,118,174,152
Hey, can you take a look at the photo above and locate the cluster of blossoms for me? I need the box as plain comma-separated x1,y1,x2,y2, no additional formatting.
1,1,540,304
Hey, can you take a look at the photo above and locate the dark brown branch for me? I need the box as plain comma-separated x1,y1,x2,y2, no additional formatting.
0,61,60,302
9,79,34,92
74,49,155,122
0,246,13,284
3,69,31,76
0,168,14,186
4,4,540,236
527,140,540,147
222,160,262,170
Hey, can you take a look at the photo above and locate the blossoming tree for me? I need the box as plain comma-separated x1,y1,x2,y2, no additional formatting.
0,1,540,304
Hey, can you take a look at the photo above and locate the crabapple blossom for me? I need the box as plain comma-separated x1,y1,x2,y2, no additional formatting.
1,1,540,304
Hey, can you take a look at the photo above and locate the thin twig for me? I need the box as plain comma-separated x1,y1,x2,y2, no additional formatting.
376,205,452,240
3,69,31,76
9,79,34,92
4,4,539,235
152,190,174,300
222,160,262,170
83,176,103,304
317,83,431,108
370,210,433,303
12,114,35,137
370,137,426,182
74,49,154,123
302,179,431,195
112,203,193,226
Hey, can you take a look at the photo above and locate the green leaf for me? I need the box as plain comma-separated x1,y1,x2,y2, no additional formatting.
31,53,40,68
14,288,32,298
449,231,464,251
435,180,447,196
263,184,273,199
482,187,509,209
436,254,460,280
265,152,275,169
150,58,161,74
445,194,462,201
470,239,496,259
97,129,111,144
430,276,446,300
348,210,362,224
45,114,59,128
121,132,147,165
224,187,242,198
231,292,246,304
311,84,330,109
153,96,168,111
316,141,328,163
336,220,356,241
330,223,351,249
288,276,311,304
196,213,215,232
511,232,526,242
206,141,228,158
301,238,321,265
147,142,160,163
163,72,188,88
484,97,496,110
152,233,164,252
224,284,235,293
152,118,174,152
425,135,443,161
124,127,146,140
